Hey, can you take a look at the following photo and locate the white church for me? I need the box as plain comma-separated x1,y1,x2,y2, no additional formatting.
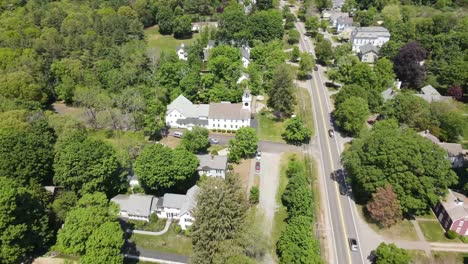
166,90,252,130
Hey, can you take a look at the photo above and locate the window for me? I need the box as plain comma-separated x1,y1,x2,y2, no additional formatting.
235,125,238,128
231,125,233,128
218,124,220,127
445,219,450,228
459,221,464,227
456,227,461,233
224,125,226,128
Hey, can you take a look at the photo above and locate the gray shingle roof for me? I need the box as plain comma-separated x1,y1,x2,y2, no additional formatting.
208,103,250,120
381,88,397,102
240,46,250,60
162,193,186,209
197,154,228,170
167,95,209,118
180,185,200,216
441,190,468,221
207,40,215,48
352,27,390,39
360,44,380,55
439,143,463,156
111,194,155,217
415,85,452,103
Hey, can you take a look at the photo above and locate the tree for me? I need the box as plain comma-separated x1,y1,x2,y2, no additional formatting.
51,191,78,223
315,40,334,65
282,118,312,145
191,176,249,264
298,52,316,80
228,127,258,163
287,29,300,44
267,64,296,118
217,2,248,43
249,186,260,204
0,177,51,264
342,119,458,214
284,13,296,30
334,97,369,136
134,144,198,193
381,93,431,131
0,119,55,185
55,193,119,255
282,173,314,219
314,0,332,11
53,133,124,196
80,222,124,264
256,0,273,10
181,126,210,153
248,10,284,43
439,111,465,143
291,46,300,62
157,6,174,35
374,58,396,89
374,243,410,264
277,216,322,264
393,42,427,89
334,85,366,107
305,16,320,34
173,15,192,39
447,85,463,101
366,185,402,228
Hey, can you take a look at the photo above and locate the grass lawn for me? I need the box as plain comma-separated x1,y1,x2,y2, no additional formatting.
416,210,437,220
295,88,315,137
207,144,226,154
145,26,199,55
356,205,419,241
418,221,456,242
130,224,192,256
432,251,468,264
408,250,431,264
160,135,182,149
257,112,286,142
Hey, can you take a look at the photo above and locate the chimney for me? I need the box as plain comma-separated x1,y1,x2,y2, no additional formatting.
455,198,464,206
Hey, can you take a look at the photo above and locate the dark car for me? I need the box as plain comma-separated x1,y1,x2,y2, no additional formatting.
255,161,261,173
328,129,335,138
349,238,358,251
314,66,318,71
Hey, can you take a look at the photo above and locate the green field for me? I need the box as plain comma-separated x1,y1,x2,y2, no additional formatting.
145,26,200,55
130,224,192,256
418,221,456,242
258,113,286,142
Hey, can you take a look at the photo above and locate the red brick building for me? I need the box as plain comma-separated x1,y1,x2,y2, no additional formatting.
433,190,468,236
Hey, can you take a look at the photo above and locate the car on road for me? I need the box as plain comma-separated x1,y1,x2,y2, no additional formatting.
349,238,358,251
314,66,318,71
256,151,262,160
209,138,219,144
328,129,335,138
173,131,183,138
255,161,261,173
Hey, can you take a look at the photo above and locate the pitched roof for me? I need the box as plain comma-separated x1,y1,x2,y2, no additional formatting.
415,85,452,103
329,11,348,21
360,44,380,55
439,143,463,156
162,193,186,209
418,130,441,144
207,40,215,48
240,46,250,60
421,85,440,96
197,154,228,170
440,190,468,221
176,117,208,126
352,27,390,39
337,16,353,25
111,194,155,217
180,185,200,216
381,87,397,102
208,103,250,120
167,95,209,118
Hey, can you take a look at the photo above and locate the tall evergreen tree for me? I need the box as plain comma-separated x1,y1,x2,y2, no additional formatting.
267,64,296,118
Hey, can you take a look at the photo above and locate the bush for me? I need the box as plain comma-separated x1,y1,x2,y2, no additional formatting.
459,235,468,243
228,164,234,170
211,149,218,155
249,187,260,204
150,213,158,223
184,227,192,237
174,225,182,234
446,230,457,239
132,184,144,193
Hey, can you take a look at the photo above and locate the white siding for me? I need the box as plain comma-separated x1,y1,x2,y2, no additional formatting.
198,169,226,179
166,109,185,128
208,118,250,130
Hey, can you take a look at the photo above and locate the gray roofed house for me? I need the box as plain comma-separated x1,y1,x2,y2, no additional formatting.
418,130,465,168
111,194,156,221
209,103,251,120
197,154,228,178
381,87,397,102
351,27,390,52
434,190,468,235
359,44,380,63
336,16,353,32
180,185,200,216
162,193,186,209
414,85,452,103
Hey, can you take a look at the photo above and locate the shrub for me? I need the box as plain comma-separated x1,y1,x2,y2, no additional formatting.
184,227,191,237
249,187,260,204
174,225,182,234
150,213,158,223
446,230,457,239
211,149,218,155
227,164,234,170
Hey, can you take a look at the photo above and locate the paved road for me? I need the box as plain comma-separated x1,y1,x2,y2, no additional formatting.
295,21,366,264
208,133,301,154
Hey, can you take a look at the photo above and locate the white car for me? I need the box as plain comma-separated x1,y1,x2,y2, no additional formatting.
256,151,262,160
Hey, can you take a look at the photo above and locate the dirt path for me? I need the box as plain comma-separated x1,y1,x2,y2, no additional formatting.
258,152,281,264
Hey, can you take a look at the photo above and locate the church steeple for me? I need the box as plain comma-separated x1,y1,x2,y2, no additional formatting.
242,89,251,111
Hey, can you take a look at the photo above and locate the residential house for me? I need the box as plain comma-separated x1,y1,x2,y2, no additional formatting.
197,154,228,178
191,22,218,33
359,43,379,63
203,40,216,62
336,16,353,32
351,27,390,52
418,130,466,168
329,12,348,26
328,12,352,32
111,185,200,230
176,43,188,60
166,89,252,130
414,85,452,103
240,45,251,68
434,190,468,236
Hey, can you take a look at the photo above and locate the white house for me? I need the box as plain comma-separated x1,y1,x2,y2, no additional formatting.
197,154,228,178
359,43,380,63
111,185,200,230
351,27,390,52
176,43,188,60
166,90,252,130
240,45,251,68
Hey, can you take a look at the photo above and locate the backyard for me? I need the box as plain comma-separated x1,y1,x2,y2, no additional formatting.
257,112,286,142
130,224,192,256
145,26,200,55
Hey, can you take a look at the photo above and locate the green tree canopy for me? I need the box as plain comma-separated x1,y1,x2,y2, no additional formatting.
375,243,410,264
228,127,258,162
366,185,402,228
181,126,210,153
53,133,124,196
315,40,334,65
343,119,458,214
267,64,296,118
248,10,284,43
282,171,314,219
334,97,369,136
381,93,431,131
80,221,124,264
0,177,51,264
134,144,199,194
282,117,312,145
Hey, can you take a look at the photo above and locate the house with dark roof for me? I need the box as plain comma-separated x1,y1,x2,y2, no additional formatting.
197,154,228,178
359,44,380,63
166,90,252,130
434,190,468,236
111,185,200,230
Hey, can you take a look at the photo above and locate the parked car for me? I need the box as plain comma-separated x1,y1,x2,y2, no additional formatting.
328,129,335,138
314,66,318,71
209,138,219,144
173,131,183,138
256,151,262,160
349,238,358,251
255,161,261,173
